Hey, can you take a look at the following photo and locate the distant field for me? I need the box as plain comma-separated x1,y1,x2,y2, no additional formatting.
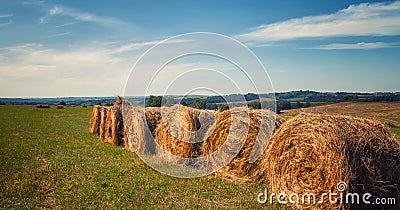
0,105,283,209
281,102,400,140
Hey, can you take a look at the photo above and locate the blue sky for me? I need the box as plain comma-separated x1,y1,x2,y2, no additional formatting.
0,0,399,97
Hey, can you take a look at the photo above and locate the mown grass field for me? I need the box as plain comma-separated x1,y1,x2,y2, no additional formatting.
0,105,283,209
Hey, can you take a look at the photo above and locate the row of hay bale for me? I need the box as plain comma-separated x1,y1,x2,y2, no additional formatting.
123,104,285,182
90,97,125,146
89,98,400,209
91,99,284,181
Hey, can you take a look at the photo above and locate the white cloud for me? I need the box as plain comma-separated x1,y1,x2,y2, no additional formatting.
0,39,194,97
47,32,71,38
0,20,12,27
0,43,43,53
49,6,62,15
235,1,400,45
0,43,131,97
110,39,192,54
311,42,399,50
55,22,76,28
0,14,13,27
22,0,44,5
40,5,125,27
39,17,47,24
0,14,13,18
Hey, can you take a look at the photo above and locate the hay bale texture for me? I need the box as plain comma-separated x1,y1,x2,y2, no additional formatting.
201,107,283,182
90,105,101,134
154,105,216,163
99,106,109,139
104,98,124,146
123,105,162,154
145,107,162,134
264,113,400,209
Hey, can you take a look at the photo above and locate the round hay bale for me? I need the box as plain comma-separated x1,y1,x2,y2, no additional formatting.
99,106,109,139
265,113,400,209
154,105,216,164
123,106,162,154
90,105,101,134
201,107,282,182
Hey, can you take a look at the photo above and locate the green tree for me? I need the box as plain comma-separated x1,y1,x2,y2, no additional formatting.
146,95,162,107
190,99,207,109
161,97,176,107
247,102,261,109
296,101,302,109
277,100,291,113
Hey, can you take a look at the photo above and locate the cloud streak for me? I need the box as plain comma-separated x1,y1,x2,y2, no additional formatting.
0,14,13,27
0,20,12,27
311,42,400,50
47,32,71,38
0,14,13,18
110,39,192,54
55,22,76,28
40,5,126,27
235,1,400,45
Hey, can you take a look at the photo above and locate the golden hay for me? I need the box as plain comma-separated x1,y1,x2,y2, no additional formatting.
90,105,101,134
264,113,400,209
201,107,283,182
98,106,109,139
104,106,113,143
154,105,216,164
145,107,162,135
123,105,162,154
104,105,124,146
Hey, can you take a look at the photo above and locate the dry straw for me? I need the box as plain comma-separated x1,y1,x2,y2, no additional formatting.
104,98,124,146
123,100,161,155
90,105,101,134
145,107,162,135
263,113,400,209
154,105,216,164
99,106,109,139
123,102,162,154
201,107,283,182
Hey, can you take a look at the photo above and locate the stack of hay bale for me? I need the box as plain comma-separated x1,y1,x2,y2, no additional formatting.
89,97,400,209
89,97,124,146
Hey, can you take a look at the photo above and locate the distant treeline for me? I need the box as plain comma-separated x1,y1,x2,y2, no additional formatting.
146,95,309,113
0,97,118,106
202,90,400,103
1,91,399,112
275,90,400,102
145,91,400,113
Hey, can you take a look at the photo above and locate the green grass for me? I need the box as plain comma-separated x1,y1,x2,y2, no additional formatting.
390,126,400,141
0,105,281,209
